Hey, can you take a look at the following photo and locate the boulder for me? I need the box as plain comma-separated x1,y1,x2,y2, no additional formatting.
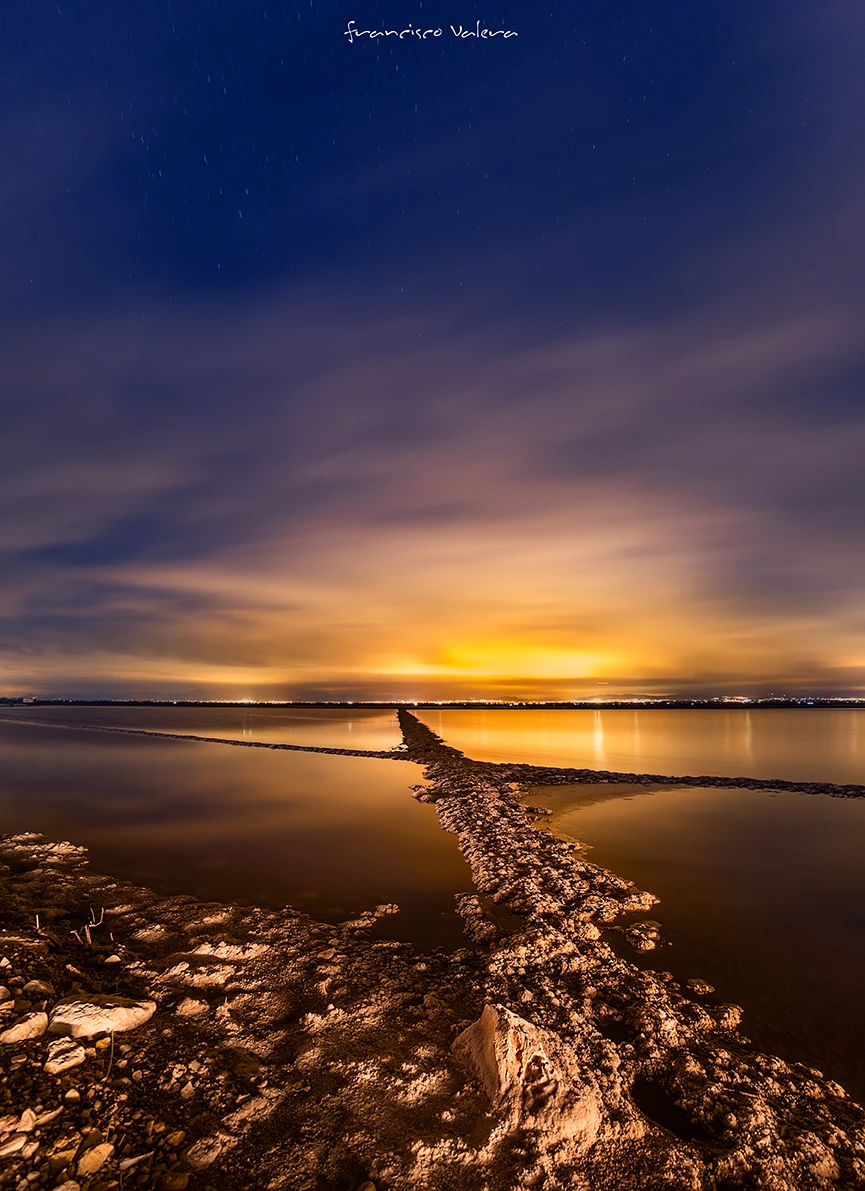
452,1003,603,1149
49,993,156,1038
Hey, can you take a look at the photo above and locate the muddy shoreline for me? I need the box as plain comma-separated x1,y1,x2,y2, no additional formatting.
0,712,863,1189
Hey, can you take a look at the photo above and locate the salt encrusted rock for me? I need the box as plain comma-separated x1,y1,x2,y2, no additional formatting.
44,1036,87,1075
0,1011,48,1044
49,993,156,1038
625,920,662,952
452,1003,603,1149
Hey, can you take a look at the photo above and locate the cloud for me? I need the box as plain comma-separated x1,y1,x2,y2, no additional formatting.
2,4,865,697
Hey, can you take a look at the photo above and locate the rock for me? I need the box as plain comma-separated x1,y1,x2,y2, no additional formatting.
77,1141,114,1175
686,979,715,996
35,1107,63,1126
0,1133,27,1158
0,1010,48,1044
22,979,54,996
625,921,662,952
49,993,156,1038
175,997,208,1017
44,1037,87,1075
184,1134,226,1170
118,1151,155,1171
0,986,11,1002
104,955,122,964
63,1088,81,1104
53,1184,81,1191
452,1003,604,1149
158,1174,189,1190
357,1183,377,1191
17,1109,37,1133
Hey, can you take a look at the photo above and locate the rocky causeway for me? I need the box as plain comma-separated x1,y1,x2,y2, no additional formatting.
0,711,863,1190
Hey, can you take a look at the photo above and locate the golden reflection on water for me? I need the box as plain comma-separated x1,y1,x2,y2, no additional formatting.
420,708,865,784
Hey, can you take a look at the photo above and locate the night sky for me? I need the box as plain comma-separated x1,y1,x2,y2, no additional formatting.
1,1,864,699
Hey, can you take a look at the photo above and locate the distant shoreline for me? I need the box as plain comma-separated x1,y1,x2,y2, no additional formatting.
2,698,864,710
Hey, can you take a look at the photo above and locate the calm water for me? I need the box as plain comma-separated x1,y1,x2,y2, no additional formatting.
0,705,400,751
419,708,865,784
534,782,865,1103
0,721,469,949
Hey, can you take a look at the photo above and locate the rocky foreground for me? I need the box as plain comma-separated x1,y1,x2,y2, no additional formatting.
0,712,864,1191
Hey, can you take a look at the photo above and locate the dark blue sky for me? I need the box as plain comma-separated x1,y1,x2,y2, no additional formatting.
1,0,864,698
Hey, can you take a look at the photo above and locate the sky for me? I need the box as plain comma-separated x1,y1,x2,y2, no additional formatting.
1,0,864,700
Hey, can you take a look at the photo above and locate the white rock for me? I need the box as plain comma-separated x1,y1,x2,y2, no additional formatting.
49,993,156,1038
0,1133,27,1157
44,1037,87,1075
452,1003,603,1149
118,1151,155,1171
0,1011,48,1044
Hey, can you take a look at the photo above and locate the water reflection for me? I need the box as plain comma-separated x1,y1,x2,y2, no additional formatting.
0,722,469,949
0,706,401,751
419,708,865,784
537,782,865,1103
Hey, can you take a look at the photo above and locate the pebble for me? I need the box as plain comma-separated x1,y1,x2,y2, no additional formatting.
53,1183,81,1191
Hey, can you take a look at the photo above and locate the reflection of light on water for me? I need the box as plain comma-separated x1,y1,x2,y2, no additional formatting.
592,710,607,768
631,710,641,766
743,710,754,763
